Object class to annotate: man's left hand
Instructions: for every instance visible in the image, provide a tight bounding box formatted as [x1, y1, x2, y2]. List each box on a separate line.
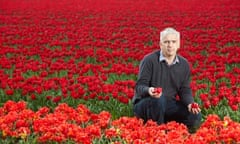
[188, 102, 201, 114]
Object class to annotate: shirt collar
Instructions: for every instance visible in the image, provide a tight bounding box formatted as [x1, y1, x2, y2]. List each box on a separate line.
[159, 50, 179, 65]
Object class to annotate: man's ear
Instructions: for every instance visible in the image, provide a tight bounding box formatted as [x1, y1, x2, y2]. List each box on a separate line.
[177, 41, 180, 49]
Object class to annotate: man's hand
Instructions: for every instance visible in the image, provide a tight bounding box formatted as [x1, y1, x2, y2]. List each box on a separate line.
[188, 102, 201, 114]
[148, 87, 162, 98]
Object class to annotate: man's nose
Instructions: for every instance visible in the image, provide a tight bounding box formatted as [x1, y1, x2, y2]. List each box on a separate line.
[168, 42, 173, 47]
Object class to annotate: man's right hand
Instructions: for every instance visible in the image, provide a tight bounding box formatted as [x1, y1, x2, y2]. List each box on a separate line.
[148, 87, 162, 98]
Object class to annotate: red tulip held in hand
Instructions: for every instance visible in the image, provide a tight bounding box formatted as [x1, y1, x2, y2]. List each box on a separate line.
[191, 102, 199, 109]
[153, 87, 162, 94]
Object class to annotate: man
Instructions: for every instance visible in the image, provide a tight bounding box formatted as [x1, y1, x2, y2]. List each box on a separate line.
[132, 27, 201, 132]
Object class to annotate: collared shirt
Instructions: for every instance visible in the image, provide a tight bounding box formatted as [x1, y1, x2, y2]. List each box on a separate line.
[159, 50, 179, 65]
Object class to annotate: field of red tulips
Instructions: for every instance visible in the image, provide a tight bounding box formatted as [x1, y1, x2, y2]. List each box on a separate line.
[0, 0, 240, 143]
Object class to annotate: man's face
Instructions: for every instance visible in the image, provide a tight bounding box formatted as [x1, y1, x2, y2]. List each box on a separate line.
[160, 33, 180, 57]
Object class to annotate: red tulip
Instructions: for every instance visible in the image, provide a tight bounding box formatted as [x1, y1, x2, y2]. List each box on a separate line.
[191, 102, 199, 108]
[153, 87, 162, 94]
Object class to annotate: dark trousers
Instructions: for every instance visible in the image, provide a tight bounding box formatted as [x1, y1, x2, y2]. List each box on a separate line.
[133, 95, 201, 130]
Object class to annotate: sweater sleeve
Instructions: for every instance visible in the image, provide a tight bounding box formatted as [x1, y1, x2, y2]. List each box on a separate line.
[134, 56, 152, 101]
[178, 62, 194, 106]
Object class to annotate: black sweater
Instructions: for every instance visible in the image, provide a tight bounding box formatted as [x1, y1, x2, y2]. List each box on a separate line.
[132, 50, 194, 106]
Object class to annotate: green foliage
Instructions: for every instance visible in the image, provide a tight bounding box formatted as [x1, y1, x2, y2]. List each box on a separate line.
[106, 73, 137, 84]
[62, 96, 134, 120]
[0, 134, 38, 144]
[201, 98, 240, 122]
[93, 136, 127, 144]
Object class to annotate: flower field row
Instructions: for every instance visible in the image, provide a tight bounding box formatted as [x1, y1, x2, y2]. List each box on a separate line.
[0, 0, 240, 143]
[0, 100, 240, 143]
[1, 0, 239, 110]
